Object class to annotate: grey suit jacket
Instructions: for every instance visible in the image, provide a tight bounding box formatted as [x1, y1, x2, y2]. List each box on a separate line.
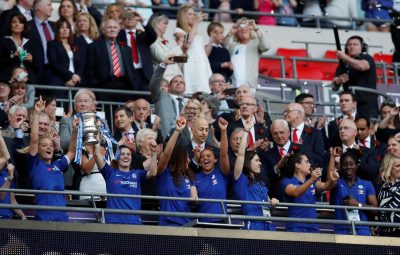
[150, 65, 179, 140]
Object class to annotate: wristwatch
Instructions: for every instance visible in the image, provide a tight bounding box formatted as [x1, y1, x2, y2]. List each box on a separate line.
[6, 175, 14, 181]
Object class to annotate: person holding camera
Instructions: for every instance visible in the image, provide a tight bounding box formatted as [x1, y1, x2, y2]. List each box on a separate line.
[224, 17, 269, 89]
[332, 35, 378, 119]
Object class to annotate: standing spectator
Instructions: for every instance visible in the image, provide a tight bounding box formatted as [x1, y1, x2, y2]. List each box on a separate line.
[329, 148, 377, 235]
[117, 0, 153, 22]
[230, 0, 255, 21]
[101, 3, 124, 27]
[47, 18, 85, 96]
[149, 13, 183, 82]
[58, 0, 78, 32]
[113, 106, 136, 152]
[74, 12, 99, 49]
[275, 0, 297, 26]
[0, 0, 33, 37]
[117, 10, 157, 91]
[388, 135, 400, 157]
[205, 22, 233, 81]
[0, 0, 16, 13]
[28, 97, 77, 221]
[224, 18, 269, 88]
[325, 0, 358, 29]
[376, 103, 400, 143]
[86, 19, 138, 101]
[280, 153, 338, 233]
[362, 0, 392, 32]
[255, 0, 278, 25]
[0, 13, 35, 83]
[152, 0, 176, 19]
[332, 35, 378, 118]
[233, 118, 279, 231]
[28, 0, 54, 86]
[175, 5, 212, 94]
[156, 116, 198, 226]
[378, 154, 400, 236]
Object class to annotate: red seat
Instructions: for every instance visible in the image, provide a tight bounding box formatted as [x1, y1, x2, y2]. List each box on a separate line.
[373, 53, 394, 84]
[288, 66, 324, 80]
[276, 48, 308, 78]
[259, 57, 284, 78]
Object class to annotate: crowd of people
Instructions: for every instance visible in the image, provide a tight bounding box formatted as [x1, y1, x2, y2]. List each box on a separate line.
[0, 0, 399, 237]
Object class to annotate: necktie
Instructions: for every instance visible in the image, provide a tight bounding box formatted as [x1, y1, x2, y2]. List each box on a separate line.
[279, 147, 284, 158]
[292, 128, 298, 144]
[110, 42, 121, 78]
[41, 22, 52, 42]
[247, 130, 254, 148]
[128, 31, 139, 64]
[177, 97, 183, 114]
[361, 139, 366, 148]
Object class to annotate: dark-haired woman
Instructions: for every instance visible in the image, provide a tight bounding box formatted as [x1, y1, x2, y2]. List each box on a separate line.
[329, 148, 377, 235]
[377, 103, 400, 143]
[233, 120, 279, 231]
[0, 13, 35, 83]
[280, 153, 338, 233]
[195, 117, 230, 223]
[47, 18, 86, 96]
[156, 116, 198, 226]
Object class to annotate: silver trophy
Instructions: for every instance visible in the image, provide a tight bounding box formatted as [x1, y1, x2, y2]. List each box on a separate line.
[82, 112, 99, 145]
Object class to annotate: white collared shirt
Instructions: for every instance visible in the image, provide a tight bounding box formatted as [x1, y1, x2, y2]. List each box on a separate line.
[342, 142, 358, 152]
[291, 122, 305, 143]
[169, 94, 186, 117]
[17, 5, 32, 21]
[241, 116, 256, 141]
[121, 127, 135, 142]
[278, 140, 291, 156]
[359, 136, 371, 148]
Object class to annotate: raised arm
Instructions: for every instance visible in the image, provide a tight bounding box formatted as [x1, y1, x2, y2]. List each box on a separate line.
[93, 139, 106, 170]
[64, 118, 78, 162]
[157, 116, 186, 174]
[379, 107, 398, 129]
[218, 117, 230, 176]
[285, 169, 321, 198]
[233, 120, 253, 180]
[0, 133, 10, 169]
[28, 97, 45, 156]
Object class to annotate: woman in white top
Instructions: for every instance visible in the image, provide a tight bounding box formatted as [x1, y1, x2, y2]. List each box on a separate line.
[149, 13, 183, 82]
[174, 5, 212, 94]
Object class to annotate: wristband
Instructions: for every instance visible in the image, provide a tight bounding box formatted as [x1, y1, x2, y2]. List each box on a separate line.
[14, 129, 23, 138]
[6, 176, 14, 181]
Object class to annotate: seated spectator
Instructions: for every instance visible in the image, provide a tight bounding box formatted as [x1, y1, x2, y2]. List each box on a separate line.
[325, 0, 358, 29]
[377, 102, 400, 143]
[196, 117, 229, 223]
[9, 81, 34, 109]
[284, 103, 324, 168]
[58, 0, 79, 32]
[0, 13, 35, 83]
[233, 118, 279, 231]
[93, 140, 158, 224]
[329, 148, 377, 235]
[275, 0, 298, 26]
[47, 18, 85, 96]
[328, 91, 358, 148]
[74, 12, 99, 49]
[149, 13, 184, 82]
[208, 73, 230, 114]
[156, 116, 198, 226]
[280, 153, 338, 233]
[175, 5, 212, 94]
[224, 18, 269, 88]
[205, 22, 233, 81]
[255, 0, 278, 25]
[378, 154, 400, 236]
[28, 97, 77, 221]
[361, 0, 392, 32]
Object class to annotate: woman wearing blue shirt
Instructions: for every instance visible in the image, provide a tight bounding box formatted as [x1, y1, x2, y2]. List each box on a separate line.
[329, 148, 377, 235]
[28, 97, 77, 221]
[93, 131, 158, 225]
[196, 117, 230, 223]
[233, 120, 279, 231]
[0, 133, 26, 220]
[280, 153, 338, 233]
[156, 116, 198, 226]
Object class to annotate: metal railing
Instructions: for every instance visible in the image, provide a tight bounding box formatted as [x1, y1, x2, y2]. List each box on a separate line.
[2, 187, 400, 235]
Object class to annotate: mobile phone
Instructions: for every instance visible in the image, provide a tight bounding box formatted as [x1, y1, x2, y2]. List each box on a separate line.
[173, 55, 188, 63]
[222, 88, 237, 95]
[55, 107, 64, 117]
[183, 34, 188, 43]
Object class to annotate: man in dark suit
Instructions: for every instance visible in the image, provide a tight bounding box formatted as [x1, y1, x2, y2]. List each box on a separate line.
[117, 10, 157, 91]
[86, 18, 138, 102]
[328, 91, 358, 148]
[130, 98, 163, 144]
[338, 119, 380, 182]
[284, 102, 325, 168]
[0, 0, 33, 37]
[27, 0, 54, 87]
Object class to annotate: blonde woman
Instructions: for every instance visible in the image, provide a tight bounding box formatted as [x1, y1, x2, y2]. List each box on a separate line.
[74, 12, 99, 48]
[378, 154, 400, 236]
[174, 5, 212, 94]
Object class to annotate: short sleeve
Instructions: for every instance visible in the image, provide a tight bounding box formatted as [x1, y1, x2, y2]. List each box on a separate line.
[365, 181, 376, 197]
[99, 163, 114, 180]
